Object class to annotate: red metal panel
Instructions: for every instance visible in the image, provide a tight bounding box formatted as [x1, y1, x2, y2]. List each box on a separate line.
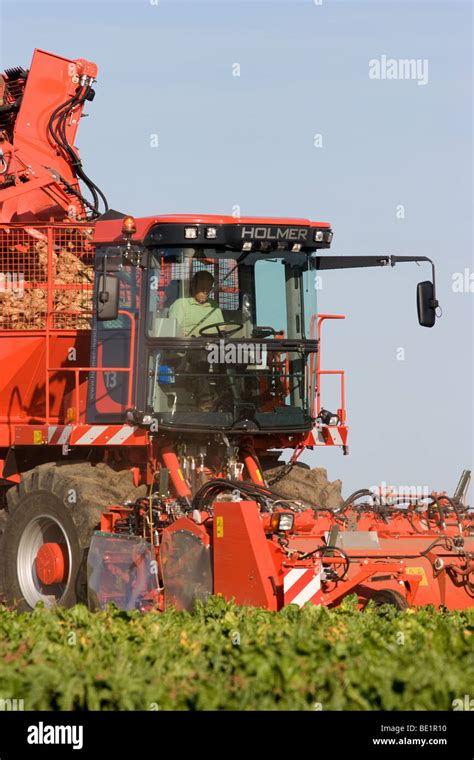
[1, 50, 98, 221]
[213, 500, 279, 610]
[0, 224, 94, 440]
[94, 215, 332, 244]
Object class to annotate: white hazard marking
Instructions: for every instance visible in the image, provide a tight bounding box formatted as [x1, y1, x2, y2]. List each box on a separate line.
[290, 574, 322, 607]
[74, 426, 109, 445]
[58, 426, 73, 445]
[283, 568, 307, 593]
[47, 426, 57, 443]
[312, 427, 344, 446]
[106, 426, 137, 445]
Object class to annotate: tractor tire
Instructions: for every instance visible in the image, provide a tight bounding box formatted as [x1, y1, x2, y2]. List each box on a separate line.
[0, 461, 144, 612]
[367, 588, 409, 611]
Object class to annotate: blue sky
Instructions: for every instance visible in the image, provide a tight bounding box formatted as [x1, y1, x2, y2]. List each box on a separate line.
[1, 0, 472, 496]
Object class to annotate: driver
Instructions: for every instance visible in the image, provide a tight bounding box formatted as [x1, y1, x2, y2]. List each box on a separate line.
[169, 270, 224, 336]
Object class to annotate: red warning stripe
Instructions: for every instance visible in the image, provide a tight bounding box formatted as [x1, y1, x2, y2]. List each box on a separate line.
[283, 564, 323, 607]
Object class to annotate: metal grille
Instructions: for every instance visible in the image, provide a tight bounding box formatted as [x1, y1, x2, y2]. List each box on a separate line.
[213, 259, 239, 311]
[0, 224, 94, 330]
[0, 67, 28, 136]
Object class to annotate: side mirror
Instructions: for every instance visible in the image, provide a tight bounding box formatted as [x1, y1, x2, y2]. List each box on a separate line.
[417, 280, 436, 328]
[97, 274, 119, 321]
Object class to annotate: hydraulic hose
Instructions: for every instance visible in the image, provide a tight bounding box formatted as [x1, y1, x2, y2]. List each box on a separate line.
[47, 85, 108, 216]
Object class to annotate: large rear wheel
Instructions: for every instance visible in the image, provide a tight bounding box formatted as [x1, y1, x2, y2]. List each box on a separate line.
[2, 493, 81, 610]
[0, 462, 143, 611]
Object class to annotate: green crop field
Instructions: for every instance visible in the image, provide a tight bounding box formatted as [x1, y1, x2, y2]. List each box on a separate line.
[0, 597, 472, 711]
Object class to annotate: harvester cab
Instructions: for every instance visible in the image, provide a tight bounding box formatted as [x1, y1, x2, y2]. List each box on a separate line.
[89, 216, 332, 434]
[88, 213, 440, 467]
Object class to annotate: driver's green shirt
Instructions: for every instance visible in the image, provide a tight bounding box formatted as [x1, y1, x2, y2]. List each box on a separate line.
[168, 297, 224, 337]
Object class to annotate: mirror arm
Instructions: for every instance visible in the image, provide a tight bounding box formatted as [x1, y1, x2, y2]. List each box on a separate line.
[99, 253, 110, 305]
[390, 255, 439, 309]
[428, 259, 439, 310]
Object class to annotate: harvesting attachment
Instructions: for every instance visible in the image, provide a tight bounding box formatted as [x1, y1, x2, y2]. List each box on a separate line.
[87, 470, 474, 613]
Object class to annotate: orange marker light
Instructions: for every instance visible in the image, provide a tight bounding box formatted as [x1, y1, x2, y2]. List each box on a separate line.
[122, 215, 136, 235]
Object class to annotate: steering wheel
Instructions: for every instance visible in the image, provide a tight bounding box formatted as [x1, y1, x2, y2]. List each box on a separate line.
[251, 326, 279, 339]
[199, 321, 244, 338]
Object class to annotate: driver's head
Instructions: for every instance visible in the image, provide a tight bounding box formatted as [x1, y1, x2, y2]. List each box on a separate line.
[190, 270, 214, 304]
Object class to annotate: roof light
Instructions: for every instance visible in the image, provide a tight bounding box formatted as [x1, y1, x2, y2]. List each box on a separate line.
[292, 243, 302, 252]
[184, 226, 198, 239]
[242, 241, 253, 251]
[326, 231, 333, 243]
[314, 230, 324, 243]
[122, 216, 136, 235]
[205, 227, 217, 239]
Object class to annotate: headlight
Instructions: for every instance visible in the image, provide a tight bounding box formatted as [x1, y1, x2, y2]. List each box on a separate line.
[318, 408, 340, 426]
[270, 512, 294, 532]
[126, 409, 154, 426]
[184, 226, 198, 239]
[314, 229, 324, 242]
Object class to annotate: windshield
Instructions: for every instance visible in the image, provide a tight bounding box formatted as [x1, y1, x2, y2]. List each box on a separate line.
[144, 247, 318, 432]
[146, 247, 317, 339]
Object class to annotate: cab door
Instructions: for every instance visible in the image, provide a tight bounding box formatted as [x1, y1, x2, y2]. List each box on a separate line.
[87, 254, 139, 423]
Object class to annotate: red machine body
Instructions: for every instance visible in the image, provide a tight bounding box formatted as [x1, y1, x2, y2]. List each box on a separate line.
[0, 48, 471, 617]
[0, 50, 98, 223]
